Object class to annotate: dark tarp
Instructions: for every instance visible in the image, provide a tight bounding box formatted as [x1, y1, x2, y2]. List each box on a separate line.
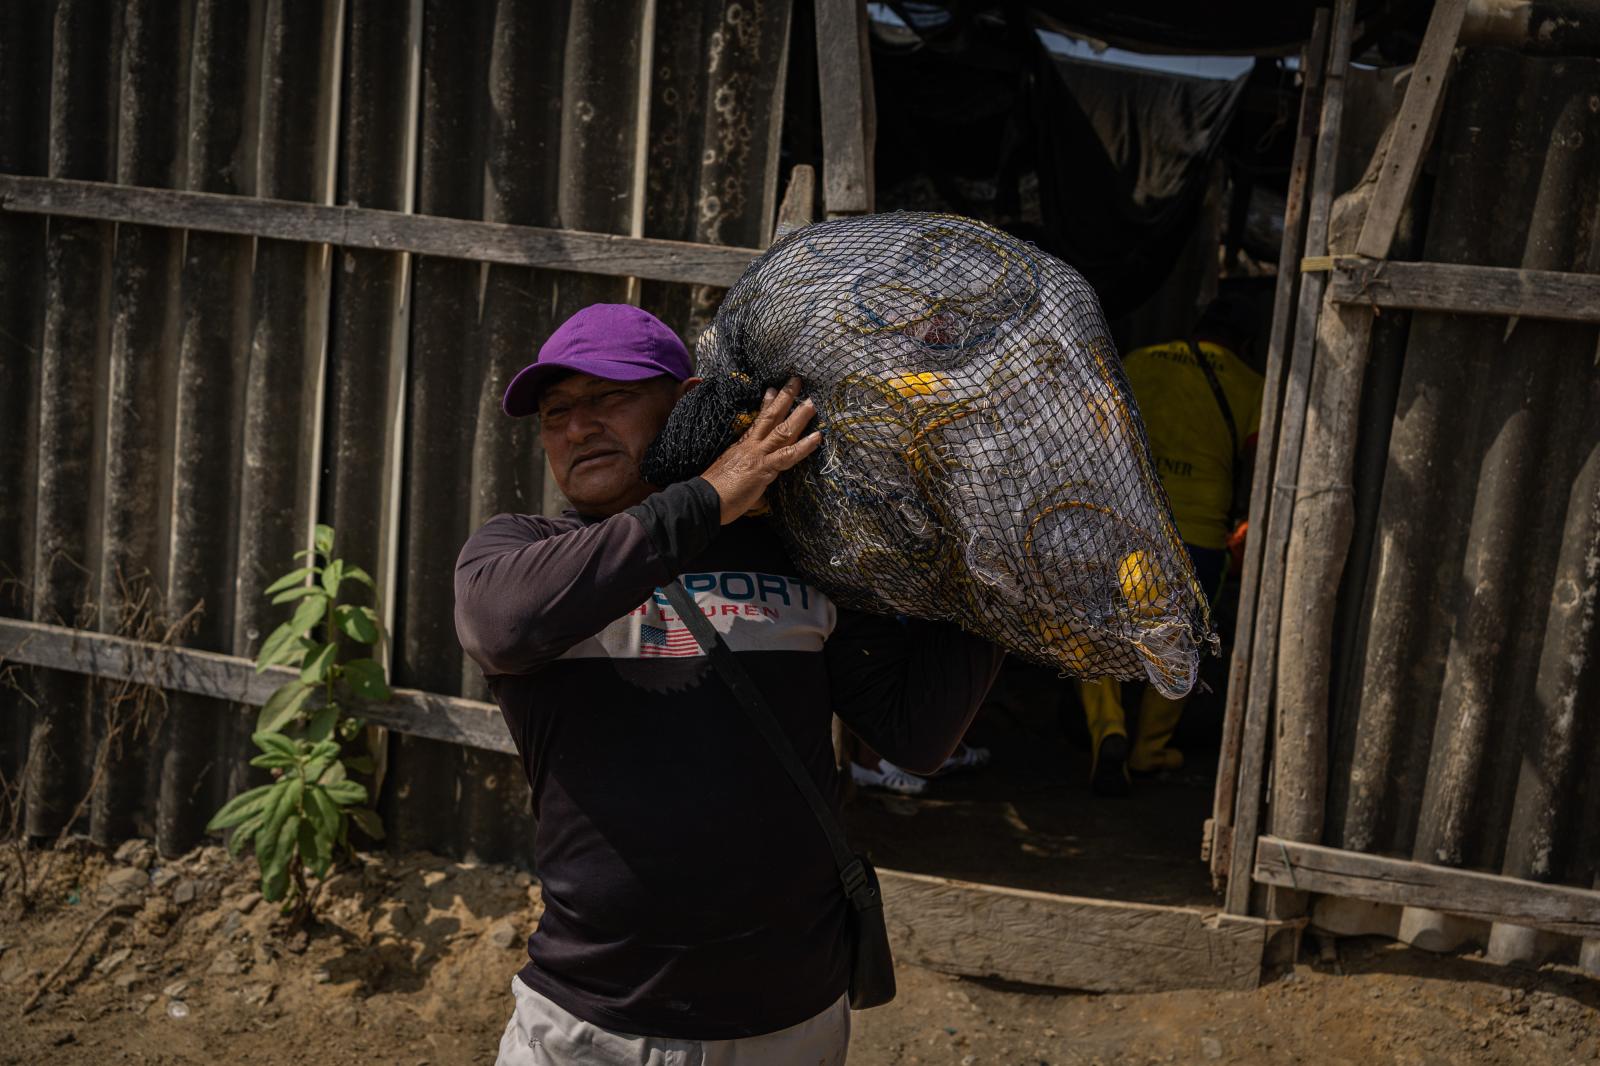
[871, 16, 1246, 316]
[884, 1, 1425, 56]
[1030, 53, 1246, 316]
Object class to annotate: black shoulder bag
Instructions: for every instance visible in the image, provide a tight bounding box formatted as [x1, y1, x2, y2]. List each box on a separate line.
[660, 581, 896, 1010]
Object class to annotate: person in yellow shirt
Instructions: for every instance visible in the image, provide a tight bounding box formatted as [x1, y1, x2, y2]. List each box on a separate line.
[1083, 297, 1263, 795]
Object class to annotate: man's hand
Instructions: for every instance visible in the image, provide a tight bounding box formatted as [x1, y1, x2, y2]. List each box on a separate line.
[700, 376, 822, 525]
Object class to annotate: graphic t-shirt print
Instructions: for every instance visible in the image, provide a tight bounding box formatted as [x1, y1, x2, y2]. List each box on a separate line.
[558, 571, 836, 661]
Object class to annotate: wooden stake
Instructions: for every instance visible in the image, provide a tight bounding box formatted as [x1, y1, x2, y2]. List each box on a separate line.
[1355, 0, 1469, 260]
[1225, 0, 1359, 917]
[1266, 0, 1469, 920]
[815, 0, 873, 216]
[1210, 7, 1332, 887]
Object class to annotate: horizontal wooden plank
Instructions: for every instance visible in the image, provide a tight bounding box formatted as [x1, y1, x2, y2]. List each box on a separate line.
[879, 868, 1271, 993]
[1253, 836, 1600, 940]
[0, 174, 760, 287]
[1328, 257, 1600, 324]
[0, 618, 514, 756]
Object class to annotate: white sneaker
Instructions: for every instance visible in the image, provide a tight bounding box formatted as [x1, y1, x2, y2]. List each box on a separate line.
[850, 759, 928, 796]
[935, 743, 992, 775]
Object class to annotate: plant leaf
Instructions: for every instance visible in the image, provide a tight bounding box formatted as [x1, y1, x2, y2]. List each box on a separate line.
[270, 585, 326, 606]
[304, 702, 339, 743]
[321, 558, 345, 597]
[247, 781, 290, 869]
[287, 594, 329, 639]
[341, 658, 390, 701]
[342, 755, 374, 775]
[207, 783, 276, 831]
[342, 566, 375, 588]
[227, 811, 266, 858]
[263, 566, 316, 596]
[348, 807, 385, 840]
[301, 642, 337, 685]
[314, 524, 335, 556]
[333, 604, 379, 644]
[253, 731, 298, 761]
[256, 777, 302, 878]
[249, 752, 295, 769]
[255, 621, 304, 672]
[305, 784, 340, 838]
[297, 816, 332, 878]
[261, 813, 300, 902]
[256, 681, 315, 734]
[322, 779, 368, 807]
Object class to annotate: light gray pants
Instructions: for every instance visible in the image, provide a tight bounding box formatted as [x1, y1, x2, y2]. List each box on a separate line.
[495, 976, 851, 1066]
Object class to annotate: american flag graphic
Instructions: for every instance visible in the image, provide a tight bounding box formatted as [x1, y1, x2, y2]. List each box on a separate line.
[639, 622, 703, 658]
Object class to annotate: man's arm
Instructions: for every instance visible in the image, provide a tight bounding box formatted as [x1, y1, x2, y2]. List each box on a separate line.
[454, 479, 721, 676]
[826, 612, 1006, 774]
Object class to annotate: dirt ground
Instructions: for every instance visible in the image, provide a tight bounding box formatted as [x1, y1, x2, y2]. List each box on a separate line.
[2, 840, 1598, 1065]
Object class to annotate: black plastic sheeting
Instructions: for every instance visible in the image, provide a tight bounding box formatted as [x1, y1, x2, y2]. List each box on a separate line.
[884, 1, 1423, 56]
[1327, 48, 1600, 895]
[1028, 54, 1246, 318]
[872, 16, 1246, 318]
[0, 0, 792, 867]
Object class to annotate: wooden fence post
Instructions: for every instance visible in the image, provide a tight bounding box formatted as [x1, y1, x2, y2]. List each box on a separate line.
[1209, 7, 1331, 886]
[1268, 0, 1467, 921]
[1225, 0, 1358, 917]
[815, 0, 873, 217]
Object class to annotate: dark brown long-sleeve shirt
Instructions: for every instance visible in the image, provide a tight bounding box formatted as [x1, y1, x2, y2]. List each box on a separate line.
[455, 477, 1004, 1039]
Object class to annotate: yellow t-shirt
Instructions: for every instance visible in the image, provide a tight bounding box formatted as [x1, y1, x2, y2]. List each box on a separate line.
[1121, 340, 1263, 550]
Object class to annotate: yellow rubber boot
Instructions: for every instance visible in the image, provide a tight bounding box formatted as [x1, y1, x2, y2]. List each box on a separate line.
[1129, 685, 1187, 773]
[1079, 678, 1131, 796]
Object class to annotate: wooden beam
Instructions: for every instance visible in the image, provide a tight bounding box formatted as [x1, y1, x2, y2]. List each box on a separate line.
[1253, 837, 1600, 940]
[1211, 6, 1332, 889]
[814, 0, 873, 216]
[1354, 0, 1468, 259]
[0, 618, 514, 756]
[1227, 0, 1358, 918]
[774, 163, 816, 240]
[880, 869, 1274, 993]
[0, 174, 760, 288]
[1328, 258, 1600, 323]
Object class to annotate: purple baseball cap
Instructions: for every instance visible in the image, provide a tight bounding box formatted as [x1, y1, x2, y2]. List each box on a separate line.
[502, 304, 693, 417]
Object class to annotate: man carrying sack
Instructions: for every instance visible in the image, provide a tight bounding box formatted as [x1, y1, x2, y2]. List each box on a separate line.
[455, 304, 1004, 1064]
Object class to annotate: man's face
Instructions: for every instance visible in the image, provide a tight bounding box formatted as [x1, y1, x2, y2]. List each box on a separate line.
[538, 373, 694, 516]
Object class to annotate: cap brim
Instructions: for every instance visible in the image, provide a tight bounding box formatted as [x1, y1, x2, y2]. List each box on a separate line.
[501, 357, 672, 417]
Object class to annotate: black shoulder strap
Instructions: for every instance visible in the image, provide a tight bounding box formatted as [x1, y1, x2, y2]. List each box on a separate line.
[660, 580, 876, 910]
[1187, 338, 1240, 460]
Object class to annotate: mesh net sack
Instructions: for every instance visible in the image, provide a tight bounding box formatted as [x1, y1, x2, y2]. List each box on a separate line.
[642, 211, 1216, 697]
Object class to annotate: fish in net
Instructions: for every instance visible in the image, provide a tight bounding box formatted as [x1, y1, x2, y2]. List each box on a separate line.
[641, 211, 1215, 697]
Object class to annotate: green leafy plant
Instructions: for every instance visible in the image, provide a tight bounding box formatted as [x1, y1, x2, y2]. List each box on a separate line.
[207, 523, 389, 918]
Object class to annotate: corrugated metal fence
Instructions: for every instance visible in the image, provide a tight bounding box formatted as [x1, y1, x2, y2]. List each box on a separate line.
[1327, 47, 1600, 920]
[0, 0, 793, 865]
[1209, 7, 1600, 963]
